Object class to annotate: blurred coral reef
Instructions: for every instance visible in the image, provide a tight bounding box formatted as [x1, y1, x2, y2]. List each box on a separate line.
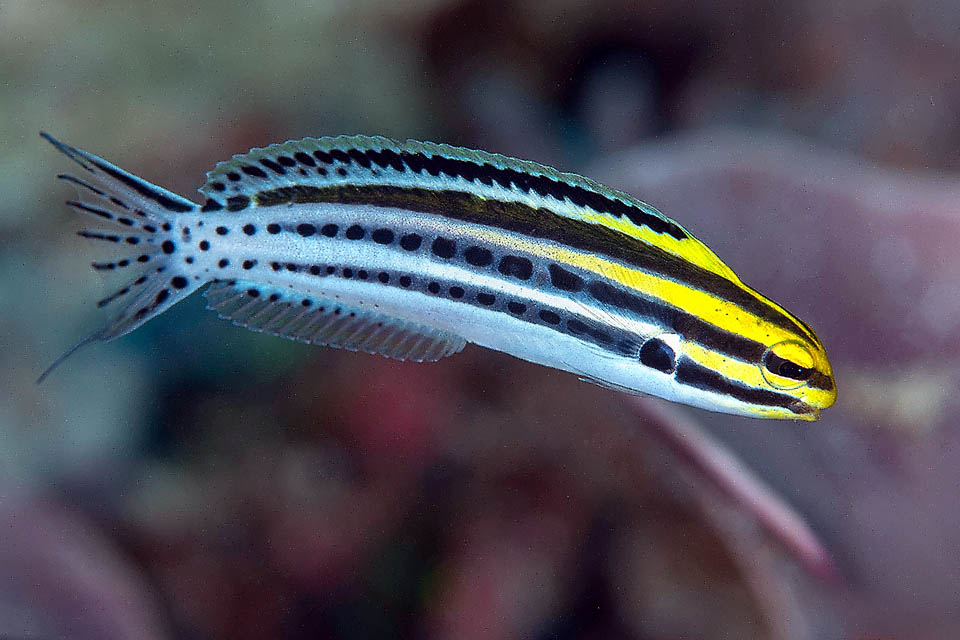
[3, 1, 960, 638]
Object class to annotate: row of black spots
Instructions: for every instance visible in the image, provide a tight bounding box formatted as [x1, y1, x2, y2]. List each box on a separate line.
[312, 146, 407, 174]
[91, 257, 135, 271]
[95, 267, 154, 307]
[243, 285, 317, 310]
[316, 145, 686, 240]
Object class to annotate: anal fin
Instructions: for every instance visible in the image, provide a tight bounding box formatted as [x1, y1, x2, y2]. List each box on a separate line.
[203, 281, 466, 362]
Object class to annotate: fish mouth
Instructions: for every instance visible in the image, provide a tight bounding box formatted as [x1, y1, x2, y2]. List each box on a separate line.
[789, 400, 820, 421]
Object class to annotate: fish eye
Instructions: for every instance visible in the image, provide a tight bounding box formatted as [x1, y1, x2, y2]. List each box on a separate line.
[761, 340, 814, 390]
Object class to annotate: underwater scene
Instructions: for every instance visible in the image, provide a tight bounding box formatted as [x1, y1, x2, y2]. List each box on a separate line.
[3, 1, 960, 638]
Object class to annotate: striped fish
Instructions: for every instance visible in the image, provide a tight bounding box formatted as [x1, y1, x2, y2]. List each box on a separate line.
[39, 132, 836, 420]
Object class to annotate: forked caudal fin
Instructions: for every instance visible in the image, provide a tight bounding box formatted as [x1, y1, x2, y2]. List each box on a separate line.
[37, 132, 202, 383]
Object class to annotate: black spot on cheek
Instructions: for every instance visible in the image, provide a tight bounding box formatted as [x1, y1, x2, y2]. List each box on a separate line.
[161, 240, 175, 254]
[639, 338, 676, 373]
[199, 240, 210, 251]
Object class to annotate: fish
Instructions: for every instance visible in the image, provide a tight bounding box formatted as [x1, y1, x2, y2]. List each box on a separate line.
[38, 132, 836, 419]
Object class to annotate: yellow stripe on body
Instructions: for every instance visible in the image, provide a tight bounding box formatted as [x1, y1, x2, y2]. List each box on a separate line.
[576, 209, 740, 283]
[472, 229, 816, 356]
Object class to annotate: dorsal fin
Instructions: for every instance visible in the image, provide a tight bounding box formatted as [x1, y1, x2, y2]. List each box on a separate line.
[199, 135, 739, 281]
[203, 280, 467, 362]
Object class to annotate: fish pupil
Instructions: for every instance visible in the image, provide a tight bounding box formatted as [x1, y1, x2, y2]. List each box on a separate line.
[764, 351, 811, 381]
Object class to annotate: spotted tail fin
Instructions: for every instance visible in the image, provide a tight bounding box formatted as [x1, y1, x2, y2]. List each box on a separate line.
[38, 132, 203, 383]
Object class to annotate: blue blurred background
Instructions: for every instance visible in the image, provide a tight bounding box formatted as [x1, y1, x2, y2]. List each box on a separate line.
[4, 1, 960, 638]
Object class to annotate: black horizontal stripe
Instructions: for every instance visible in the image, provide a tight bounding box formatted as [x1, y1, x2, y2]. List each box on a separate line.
[675, 357, 807, 414]
[807, 370, 834, 392]
[249, 184, 812, 346]
[259, 148, 686, 240]
[254, 185, 807, 335]
[274, 257, 623, 355]
[586, 280, 767, 365]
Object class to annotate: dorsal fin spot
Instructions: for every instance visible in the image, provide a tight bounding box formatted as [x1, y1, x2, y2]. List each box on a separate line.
[347, 149, 371, 169]
[294, 152, 315, 167]
[242, 165, 267, 179]
[259, 158, 285, 175]
[329, 149, 351, 164]
[277, 156, 296, 167]
[199, 135, 742, 280]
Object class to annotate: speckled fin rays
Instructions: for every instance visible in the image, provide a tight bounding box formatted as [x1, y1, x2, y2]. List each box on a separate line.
[36, 132, 204, 382]
[204, 281, 466, 361]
